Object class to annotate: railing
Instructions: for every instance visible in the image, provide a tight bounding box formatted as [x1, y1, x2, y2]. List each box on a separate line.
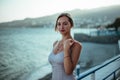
[76, 54, 120, 80]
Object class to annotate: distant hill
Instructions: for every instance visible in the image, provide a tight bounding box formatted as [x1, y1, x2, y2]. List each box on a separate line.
[0, 5, 120, 28]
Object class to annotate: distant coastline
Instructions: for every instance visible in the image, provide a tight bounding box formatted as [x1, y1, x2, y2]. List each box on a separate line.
[0, 5, 120, 29]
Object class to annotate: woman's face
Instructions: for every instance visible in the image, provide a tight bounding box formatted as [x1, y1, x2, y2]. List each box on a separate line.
[57, 16, 72, 34]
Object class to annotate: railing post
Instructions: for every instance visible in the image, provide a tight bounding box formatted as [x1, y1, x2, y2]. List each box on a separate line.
[113, 72, 116, 80]
[118, 40, 120, 51]
[90, 73, 95, 80]
[76, 65, 80, 80]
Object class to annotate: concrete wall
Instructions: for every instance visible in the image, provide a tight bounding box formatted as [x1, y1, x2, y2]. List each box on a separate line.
[79, 42, 119, 72]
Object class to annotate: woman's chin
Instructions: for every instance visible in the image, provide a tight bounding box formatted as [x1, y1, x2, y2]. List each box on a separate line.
[60, 32, 67, 35]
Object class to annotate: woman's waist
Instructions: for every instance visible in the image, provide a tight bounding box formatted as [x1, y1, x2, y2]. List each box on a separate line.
[52, 64, 64, 70]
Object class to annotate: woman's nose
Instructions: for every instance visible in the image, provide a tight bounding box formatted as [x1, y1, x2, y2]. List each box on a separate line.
[60, 24, 64, 29]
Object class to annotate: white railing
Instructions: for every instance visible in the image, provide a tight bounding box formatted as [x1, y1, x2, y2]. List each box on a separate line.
[76, 54, 120, 80]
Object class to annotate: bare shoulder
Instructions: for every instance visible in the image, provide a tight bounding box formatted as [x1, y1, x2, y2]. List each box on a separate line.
[53, 40, 58, 47]
[73, 40, 82, 49]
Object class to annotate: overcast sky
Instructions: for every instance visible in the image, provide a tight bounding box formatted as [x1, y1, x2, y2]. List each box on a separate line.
[0, 0, 120, 22]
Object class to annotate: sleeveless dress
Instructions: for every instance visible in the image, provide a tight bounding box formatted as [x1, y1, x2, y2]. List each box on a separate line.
[48, 50, 76, 80]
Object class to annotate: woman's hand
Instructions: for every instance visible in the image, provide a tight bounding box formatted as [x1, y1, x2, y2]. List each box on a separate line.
[64, 39, 74, 51]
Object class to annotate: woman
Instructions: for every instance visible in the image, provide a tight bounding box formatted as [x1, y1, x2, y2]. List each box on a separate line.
[48, 13, 82, 80]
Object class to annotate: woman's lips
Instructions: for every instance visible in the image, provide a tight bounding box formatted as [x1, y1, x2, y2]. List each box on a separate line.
[60, 30, 65, 32]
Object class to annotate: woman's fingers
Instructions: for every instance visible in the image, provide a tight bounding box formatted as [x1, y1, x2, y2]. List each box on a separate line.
[64, 39, 75, 49]
[69, 39, 74, 46]
[63, 39, 76, 53]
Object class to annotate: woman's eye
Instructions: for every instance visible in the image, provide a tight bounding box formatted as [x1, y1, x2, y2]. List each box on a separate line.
[64, 22, 68, 25]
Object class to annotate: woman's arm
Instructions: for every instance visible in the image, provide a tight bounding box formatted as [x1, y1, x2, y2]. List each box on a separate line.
[64, 39, 82, 75]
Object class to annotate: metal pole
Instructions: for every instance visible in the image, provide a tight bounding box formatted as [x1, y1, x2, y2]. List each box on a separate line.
[76, 65, 80, 80]
[91, 73, 95, 80]
[113, 72, 116, 80]
[118, 40, 120, 52]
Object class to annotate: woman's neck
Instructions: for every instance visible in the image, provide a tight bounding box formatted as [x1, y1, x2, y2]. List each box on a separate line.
[61, 34, 72, 42]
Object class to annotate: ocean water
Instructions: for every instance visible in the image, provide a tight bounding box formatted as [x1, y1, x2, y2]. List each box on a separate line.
[0, 28, 94, 80]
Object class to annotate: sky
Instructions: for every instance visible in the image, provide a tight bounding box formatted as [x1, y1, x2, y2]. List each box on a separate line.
[0, 0, 120, 23]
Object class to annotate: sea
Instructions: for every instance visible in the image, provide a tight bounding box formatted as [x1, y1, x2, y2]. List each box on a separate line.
[0, 28, 96, 80]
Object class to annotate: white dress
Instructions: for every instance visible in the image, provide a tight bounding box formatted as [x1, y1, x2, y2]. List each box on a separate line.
[48, 50, 76, 80]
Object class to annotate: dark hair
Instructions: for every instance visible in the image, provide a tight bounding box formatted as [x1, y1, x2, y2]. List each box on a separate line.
[55, 13, 74, 31]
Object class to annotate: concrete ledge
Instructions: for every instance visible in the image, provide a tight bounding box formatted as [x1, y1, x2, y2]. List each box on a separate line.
[74, 33, 120, 44]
